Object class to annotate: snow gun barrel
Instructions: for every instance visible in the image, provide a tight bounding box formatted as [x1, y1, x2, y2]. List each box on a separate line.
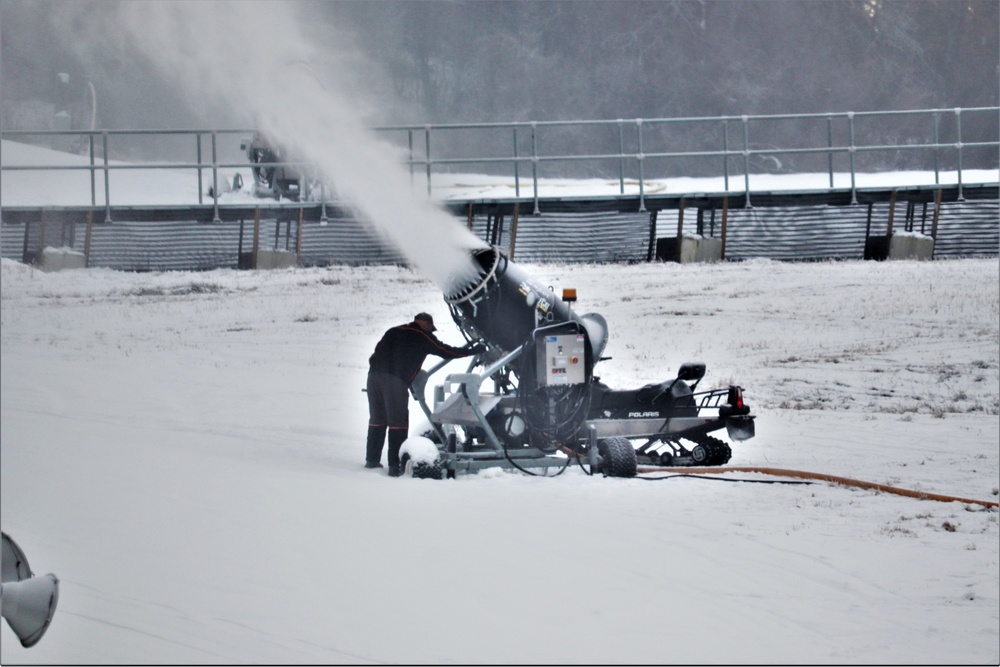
[443, 245, 608, 366]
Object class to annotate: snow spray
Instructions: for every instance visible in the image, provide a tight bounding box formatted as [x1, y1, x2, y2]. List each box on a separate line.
[108, 0, 485, 292]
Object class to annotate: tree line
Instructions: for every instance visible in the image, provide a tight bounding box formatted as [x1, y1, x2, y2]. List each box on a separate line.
[2, 0, 997, 174]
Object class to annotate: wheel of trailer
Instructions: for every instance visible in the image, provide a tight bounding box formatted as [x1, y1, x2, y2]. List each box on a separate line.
[400, 452, 445, 480]
[598, 437, 637, 478]
[412, 460, 444, 479]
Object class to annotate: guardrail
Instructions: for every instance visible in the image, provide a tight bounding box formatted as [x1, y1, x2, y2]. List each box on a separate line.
[2, 107, 997, 220]
[381, 107, 999, 211]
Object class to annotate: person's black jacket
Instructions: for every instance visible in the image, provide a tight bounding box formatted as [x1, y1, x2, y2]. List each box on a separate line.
[368, 321, 474, 384]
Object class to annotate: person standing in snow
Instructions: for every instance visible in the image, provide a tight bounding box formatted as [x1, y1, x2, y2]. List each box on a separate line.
[365, 312, 483, 476]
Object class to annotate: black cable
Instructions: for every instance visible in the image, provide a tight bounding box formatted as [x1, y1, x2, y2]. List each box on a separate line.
[636, 473, 814, 485]
[500, 437, 572, 477]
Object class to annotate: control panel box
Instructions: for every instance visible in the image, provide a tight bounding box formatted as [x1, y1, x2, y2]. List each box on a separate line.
[536, 333, 587, 386]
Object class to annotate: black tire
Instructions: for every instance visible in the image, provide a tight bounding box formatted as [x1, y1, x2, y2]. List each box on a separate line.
[401, 452, 445, 480]
[412, 460, 444, 480]
[598, 437, 637, 478]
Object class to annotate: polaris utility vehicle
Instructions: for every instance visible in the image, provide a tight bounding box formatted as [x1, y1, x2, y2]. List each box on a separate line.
[405, 246, 755, 479]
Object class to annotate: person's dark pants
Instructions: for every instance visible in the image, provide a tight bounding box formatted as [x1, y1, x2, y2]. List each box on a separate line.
[366, 371, 410, 469]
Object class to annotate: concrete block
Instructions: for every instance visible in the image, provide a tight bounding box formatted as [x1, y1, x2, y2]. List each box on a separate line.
[889, 232, 934, 260]
[679, 235, 723, 263]
[39, 246, 86, 272]
[255, 249, 298, 269]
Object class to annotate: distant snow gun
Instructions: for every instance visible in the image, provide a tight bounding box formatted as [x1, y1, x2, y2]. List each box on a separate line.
[404, 245, 755, 479]
[239, 131, 321, 201]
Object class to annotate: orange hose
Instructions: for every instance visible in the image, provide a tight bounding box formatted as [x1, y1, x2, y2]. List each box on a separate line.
[637, 466, 1000, 508]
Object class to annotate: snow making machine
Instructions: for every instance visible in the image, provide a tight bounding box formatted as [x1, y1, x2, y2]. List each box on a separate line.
[240, 131, 313, 201]
[405, 245, 756, 479]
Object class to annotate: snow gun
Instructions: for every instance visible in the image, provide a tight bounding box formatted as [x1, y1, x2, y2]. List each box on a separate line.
[404, 245, 755, 479]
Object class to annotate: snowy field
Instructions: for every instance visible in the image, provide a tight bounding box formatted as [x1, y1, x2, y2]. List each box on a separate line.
[2, 251, 998, 665]
[2, 1, 998, 661]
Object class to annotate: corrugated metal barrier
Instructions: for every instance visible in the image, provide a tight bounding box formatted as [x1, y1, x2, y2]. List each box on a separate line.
[1, 186, 996, 270]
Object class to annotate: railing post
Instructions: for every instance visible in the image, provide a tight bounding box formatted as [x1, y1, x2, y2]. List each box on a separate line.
[722, 119, 729, 191]
[531, 122, 539, 215]
[211, 130, 221, 223]
[826, 115, 834, 188]
[618, 120, 625, 195]
[513, 126, 520, 198]
[741, 116, 752, 208]
[933, 112, 941, 185]
[425, 125, 432, 197]
[102, 131, 112, 222]
[407, 130, 414, 187]
[197, 133, 203, 205]
[954, 108, 964, 201]
[848, 112, 857, 205]
[89, 133, 96, 206]
[636, 119, 645, 213]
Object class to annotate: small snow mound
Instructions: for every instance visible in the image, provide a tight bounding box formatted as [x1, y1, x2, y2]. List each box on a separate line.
[893, 229, 933, 239]
[1, 257, 38, 275]
[399, 436, 440, 465]
[478, 467, 511, 479]
[43, 246, 85, 257]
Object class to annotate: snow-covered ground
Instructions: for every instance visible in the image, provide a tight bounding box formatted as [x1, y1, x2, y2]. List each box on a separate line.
[2, 252, 998, 665]
[2, 0, 998, 659]
[2, 141, 999, 663]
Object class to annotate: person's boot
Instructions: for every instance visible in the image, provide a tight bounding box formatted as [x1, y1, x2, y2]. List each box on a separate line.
[387, 428, 407, 476]
[365, 425, 386, 468]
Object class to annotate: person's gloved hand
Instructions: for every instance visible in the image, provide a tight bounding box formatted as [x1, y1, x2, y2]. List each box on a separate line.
[469, 343, 487, 355]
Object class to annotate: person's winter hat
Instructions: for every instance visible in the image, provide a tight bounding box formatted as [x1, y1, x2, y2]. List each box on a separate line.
[414, 312, 436, 331]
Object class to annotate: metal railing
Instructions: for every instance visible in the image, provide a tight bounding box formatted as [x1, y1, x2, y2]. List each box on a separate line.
[0, 128, 252, 223]
[2, 106, 997, 220]
[381, 107, 998, 211]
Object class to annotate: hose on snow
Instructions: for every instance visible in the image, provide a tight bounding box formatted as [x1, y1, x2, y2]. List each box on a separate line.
[636, 466, 999, 508]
